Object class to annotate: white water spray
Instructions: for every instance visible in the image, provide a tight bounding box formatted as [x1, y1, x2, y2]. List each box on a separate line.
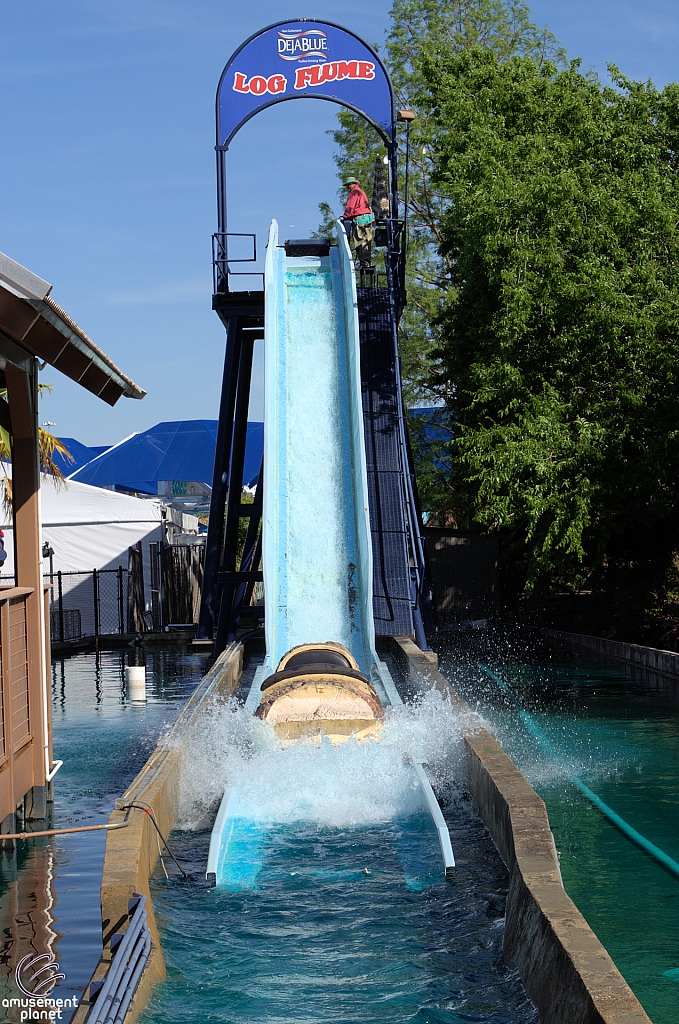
[176, 688, 482, 831]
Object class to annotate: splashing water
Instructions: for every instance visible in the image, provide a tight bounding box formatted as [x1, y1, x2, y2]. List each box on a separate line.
[439, 658, 633, 791]
[175, 687, 478, 831]
[142, 681, 536, 1024]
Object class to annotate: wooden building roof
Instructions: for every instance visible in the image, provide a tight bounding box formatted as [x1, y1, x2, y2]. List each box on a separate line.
[0, 250, 145, 405]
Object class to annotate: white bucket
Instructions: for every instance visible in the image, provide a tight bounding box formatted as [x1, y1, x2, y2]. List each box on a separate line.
[125, 666, 146, 699]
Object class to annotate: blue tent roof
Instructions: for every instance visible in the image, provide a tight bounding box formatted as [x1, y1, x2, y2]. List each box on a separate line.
[409, 406, 452, 442]
[54, 438, 110, 475]
[70, 420, 264, 493]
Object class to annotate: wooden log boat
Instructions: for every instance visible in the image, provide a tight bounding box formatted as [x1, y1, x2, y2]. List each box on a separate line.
[256, 642, 383, 743]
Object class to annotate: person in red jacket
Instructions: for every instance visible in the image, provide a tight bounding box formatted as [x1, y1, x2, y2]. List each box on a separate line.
[340, 177, 374, 268]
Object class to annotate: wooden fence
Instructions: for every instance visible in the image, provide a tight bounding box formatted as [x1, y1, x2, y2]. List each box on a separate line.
[424, 528, 499, 621]
[0, 586, 51, 826]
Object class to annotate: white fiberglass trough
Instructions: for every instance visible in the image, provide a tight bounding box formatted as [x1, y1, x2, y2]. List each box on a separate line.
[207, 222, 454, 884]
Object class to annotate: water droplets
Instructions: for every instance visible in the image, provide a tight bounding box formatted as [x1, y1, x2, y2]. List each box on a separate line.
[176, 686, 471, 831]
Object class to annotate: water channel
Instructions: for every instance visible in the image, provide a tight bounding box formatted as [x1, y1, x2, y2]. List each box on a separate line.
[2, 636, 676, 1022]
[435, 629, 679, 1024]
[140, 661, 537, 1024]
[0, 646, 212, 1017]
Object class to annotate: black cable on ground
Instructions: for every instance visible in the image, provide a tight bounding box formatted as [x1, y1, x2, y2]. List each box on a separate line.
[121, 801, 189, 878]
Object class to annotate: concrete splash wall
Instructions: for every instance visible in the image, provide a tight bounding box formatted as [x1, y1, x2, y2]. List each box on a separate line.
[72, 641, 244, 1024]
[390, 636, 651, 1024]
[546, 628, 679, 679]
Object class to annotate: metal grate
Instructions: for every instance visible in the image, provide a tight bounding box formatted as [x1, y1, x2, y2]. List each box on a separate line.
[357, 287, 413, 636]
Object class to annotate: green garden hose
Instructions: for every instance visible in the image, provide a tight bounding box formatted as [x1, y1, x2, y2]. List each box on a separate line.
[478, 662, 679, 882]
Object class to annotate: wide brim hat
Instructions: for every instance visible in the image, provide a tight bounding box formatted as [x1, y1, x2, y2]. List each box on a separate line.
[343, 177, 360, 185]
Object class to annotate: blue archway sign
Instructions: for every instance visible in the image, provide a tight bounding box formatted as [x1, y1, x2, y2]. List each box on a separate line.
[217, 19, 395, 149]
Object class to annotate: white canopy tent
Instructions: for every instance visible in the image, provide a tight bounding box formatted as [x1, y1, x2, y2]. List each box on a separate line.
[1, 475, 163, 635]
[1, 474, 162, 575]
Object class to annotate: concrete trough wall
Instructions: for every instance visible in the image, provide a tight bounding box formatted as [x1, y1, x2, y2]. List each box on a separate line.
[72, 641, 244, 1024]
[546, 628, 679, 678]
[390, 636, 651, 1024]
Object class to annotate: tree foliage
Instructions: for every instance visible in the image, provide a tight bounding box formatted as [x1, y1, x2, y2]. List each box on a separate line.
[422, 47, 679, 589]
[320, 1, 563, 519]
[323, 3, 561, 377]
[1, 384, 72, 514]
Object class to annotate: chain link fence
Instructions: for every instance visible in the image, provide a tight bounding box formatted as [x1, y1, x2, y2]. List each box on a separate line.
[48, 568, 129, 642]
[4, 541, 209, 644]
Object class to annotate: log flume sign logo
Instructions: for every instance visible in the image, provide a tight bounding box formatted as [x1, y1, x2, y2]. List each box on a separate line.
[15, 954, 65, 997]
[277, 29, 328, 61]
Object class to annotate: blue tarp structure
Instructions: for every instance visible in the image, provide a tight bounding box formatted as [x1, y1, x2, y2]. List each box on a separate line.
[69, 420, 264, 495]
[409, 407, 452, 445]
[408, 407, 453, 477]
[63, 414, 438, 497]
[54, 438, 110, 475]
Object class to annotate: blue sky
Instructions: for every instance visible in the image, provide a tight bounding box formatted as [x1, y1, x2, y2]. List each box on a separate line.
[2, 1, 678, 445]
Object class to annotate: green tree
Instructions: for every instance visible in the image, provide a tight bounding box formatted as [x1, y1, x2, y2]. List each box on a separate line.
[320, 1, 562, 413]
[422, 47, 679, 598]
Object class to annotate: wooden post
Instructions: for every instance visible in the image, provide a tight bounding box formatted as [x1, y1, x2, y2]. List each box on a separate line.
[43, 584, 53, 803]
[0, 596, 15, 831]
[117, 565, 125, 634]
[6, 361, 48, 813]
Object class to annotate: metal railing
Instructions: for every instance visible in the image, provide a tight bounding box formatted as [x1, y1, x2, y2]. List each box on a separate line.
[212, 232, 263, 293]
[357, 266, 388, 289]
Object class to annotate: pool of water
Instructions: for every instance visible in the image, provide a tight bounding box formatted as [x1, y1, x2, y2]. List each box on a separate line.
[435, 632, 679, 1024]
[140, 684, 538, 1024]
[0, 646, 212, 1016]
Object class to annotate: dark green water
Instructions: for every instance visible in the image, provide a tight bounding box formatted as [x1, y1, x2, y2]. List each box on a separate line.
[437, 643, 679, 1024]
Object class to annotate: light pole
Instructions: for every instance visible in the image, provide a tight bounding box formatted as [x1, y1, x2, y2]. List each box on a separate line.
[42, 541, 54, 607]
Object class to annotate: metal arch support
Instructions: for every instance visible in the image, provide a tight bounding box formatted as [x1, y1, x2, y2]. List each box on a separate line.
[215, 18, 396, 148]
[214, 17, 399, 245]
[218, 95, 394, 153]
